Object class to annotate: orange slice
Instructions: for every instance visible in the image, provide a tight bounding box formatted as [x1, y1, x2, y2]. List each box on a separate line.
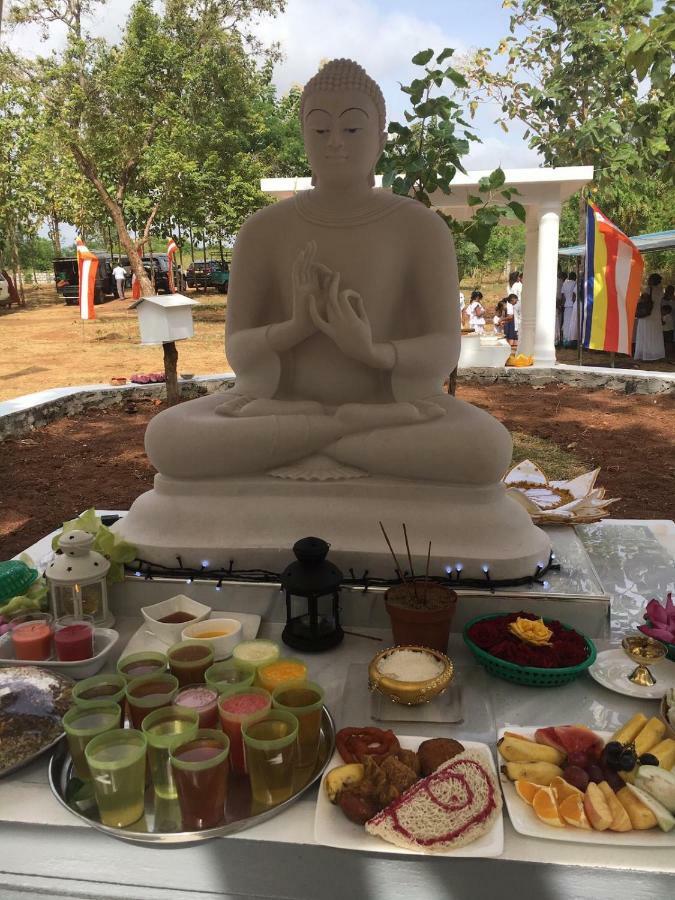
[532, 786, 566, 828]
[550, 776, 584, 804]
[559, 793, 592, 830]
[515, 780, 541, 805]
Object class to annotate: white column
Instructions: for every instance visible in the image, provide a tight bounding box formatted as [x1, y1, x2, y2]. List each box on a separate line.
[518, 206, 539, 358]
[532, 199, 561, 366]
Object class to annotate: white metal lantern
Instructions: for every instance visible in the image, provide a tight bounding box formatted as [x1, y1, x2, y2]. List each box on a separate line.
[46, 530, 113, 627]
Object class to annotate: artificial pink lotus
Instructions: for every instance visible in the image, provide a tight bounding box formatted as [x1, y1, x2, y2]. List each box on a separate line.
[639, 594, 675, 645]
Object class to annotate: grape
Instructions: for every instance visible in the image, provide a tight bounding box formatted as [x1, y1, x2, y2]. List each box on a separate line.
[601, 767, 624, 792]
[567, 751, 589, 768]
[604, 741, 623, 764]
[587, 764, 604, 784]
[619, 749, 637, 772]
[638, 753, 659, 767]
[563, 765, 589, 792]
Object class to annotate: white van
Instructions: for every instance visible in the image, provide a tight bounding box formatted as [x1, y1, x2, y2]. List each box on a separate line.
[0, 273, 10, 305]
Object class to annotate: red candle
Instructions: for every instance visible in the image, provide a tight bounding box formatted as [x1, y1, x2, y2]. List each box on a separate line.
[11, 621, 53, 661]
[54, 623, 94, 661]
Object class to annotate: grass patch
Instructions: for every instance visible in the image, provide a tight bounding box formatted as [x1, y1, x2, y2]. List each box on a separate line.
[511, 431, 589, 481]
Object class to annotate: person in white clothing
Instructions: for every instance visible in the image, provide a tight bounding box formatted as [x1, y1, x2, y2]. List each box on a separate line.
[508, 271, 522, 303]
[466, 290, 486, 334]
[112, 263, 127, 300]
[501, 292, 519, 348]
[635, 273, 665, 361]
[561, 272, 578, 345]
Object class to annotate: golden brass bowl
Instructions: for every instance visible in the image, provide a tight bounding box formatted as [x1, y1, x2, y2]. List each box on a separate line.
[622, 634, 667, 687]
[368, 645, 454, 706]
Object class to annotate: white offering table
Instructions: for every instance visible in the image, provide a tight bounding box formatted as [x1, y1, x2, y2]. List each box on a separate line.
[1, 520, 674, 900]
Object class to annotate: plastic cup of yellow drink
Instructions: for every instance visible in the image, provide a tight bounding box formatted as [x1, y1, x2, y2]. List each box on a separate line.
[272, 680, 324, 769]
[85, 729, 147, 828]
[63, 702, 122, 780]
[142, 706, 199, 800]
[256, 657, 307, 693]
[242, 710, 298, 806]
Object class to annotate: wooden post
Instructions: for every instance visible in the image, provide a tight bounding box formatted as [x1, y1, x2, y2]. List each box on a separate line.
[163, 341, 179, 406]
[177, 223, 184, 289]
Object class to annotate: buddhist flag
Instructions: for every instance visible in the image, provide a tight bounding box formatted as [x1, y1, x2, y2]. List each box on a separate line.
[75, 237, 98, 320]
[582, 202, 644, 355]
[167, 237, 178, 293]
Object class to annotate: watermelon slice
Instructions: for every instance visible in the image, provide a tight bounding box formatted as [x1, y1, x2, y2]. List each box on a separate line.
[535, 725, 603, 759]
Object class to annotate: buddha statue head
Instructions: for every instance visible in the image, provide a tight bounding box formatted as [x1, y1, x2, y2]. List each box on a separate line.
[300, 59, 387, 189]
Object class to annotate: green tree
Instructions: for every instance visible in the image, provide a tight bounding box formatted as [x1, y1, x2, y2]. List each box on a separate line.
[464, 0, 667, 241]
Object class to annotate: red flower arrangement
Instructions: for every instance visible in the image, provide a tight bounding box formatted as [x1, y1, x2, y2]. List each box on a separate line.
[467, 611, 590, 668]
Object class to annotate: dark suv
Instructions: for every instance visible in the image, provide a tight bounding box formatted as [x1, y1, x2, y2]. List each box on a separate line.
[186, 260, 229, 293]
[140, 254, 186, 293]
[53, 252, 116, 305]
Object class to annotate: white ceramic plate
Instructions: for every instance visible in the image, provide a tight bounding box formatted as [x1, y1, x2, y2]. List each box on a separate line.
[122, 611, 261, 661]
[314, 736, 503, 857]
[588, 648, 675, 700]
[498, 726, 675, 847]
[0, 629, 119, 680]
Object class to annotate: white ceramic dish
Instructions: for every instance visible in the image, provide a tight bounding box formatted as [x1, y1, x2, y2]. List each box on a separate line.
[123, 612, 261, 661]
[314, 736, 503, 857]
[0, 628, 119, 680]
[181, 617, 242, 660]
[498, 726, 675, 847]
[141, 594, 211, 645]
[588, 648, 675, 700]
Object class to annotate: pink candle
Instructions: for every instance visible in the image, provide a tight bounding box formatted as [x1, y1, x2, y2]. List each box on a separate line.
[218, 691, 271, 774]
[11, 621, 53, 660]
[54, 623, 94, 661]
[173, 685, 219, 728]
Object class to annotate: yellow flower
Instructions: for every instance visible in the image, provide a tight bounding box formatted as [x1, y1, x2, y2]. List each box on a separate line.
[509, 617, 553, 646]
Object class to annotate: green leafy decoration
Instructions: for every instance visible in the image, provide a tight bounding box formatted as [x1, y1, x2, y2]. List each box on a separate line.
[51, 509, 137, 584]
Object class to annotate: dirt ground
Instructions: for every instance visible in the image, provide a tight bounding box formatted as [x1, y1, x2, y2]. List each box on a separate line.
[1, 382, 673, 559]
[1, 284, 673, 404]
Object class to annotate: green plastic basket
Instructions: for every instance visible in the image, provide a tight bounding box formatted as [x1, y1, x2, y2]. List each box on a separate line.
[463, 613, 597, 687]
[0, 560, 38, 605]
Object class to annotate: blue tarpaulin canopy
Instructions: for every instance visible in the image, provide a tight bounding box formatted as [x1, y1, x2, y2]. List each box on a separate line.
[559, 229, 675, 256]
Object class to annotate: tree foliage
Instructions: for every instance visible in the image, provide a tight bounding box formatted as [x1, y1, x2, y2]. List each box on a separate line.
[381, 48, 526, 276]
[464, 0, 671, 240]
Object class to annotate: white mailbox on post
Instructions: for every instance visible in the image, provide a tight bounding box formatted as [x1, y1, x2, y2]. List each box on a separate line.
[130, 294, 200, 345]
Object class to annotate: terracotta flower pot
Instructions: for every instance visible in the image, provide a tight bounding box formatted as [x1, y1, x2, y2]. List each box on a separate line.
[385, 583, 457, 653]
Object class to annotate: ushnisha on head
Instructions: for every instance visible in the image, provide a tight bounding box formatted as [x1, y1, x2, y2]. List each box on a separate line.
[300, 59, 387, 189]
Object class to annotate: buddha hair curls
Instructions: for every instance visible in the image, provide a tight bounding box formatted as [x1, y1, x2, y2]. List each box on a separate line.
[300, 58, 386, 133]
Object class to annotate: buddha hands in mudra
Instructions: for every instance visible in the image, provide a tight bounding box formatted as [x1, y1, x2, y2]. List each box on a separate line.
[147, 59, 511, 484]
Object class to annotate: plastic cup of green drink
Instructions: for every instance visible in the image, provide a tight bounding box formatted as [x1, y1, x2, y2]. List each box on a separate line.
[72, 674, 126, 723]
[142, 706, 199, 800]
[85, 729, 147, 828]
[63, 703, 121, 780]
[242, 710, 298, 806]
[205, 658, 255, 692]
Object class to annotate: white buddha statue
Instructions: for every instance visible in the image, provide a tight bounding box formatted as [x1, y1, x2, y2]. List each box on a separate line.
[119, 59, 550, 579]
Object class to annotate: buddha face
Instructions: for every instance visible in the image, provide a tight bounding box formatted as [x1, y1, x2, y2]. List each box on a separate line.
[303, 89, 385, 190]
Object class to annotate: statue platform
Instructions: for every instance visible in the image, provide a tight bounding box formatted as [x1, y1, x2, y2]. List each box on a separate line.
[115, 472, 552, 581]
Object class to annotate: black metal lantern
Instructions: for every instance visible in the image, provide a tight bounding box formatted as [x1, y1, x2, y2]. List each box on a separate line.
[280, 537, 343, 652]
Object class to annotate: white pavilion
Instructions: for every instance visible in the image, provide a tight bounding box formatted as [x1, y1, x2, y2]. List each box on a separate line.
[261, 166, 594, 367]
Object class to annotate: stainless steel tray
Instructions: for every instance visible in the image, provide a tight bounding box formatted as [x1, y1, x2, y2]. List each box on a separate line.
[48, 706, 335, 845]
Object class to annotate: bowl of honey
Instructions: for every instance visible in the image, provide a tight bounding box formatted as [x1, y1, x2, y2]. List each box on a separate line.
[182, 617, 243, 660]
[141, 594, 211, 645]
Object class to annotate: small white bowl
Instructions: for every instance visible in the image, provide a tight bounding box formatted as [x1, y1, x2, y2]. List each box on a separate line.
[181, 618, 242, 660]
[141, 594, 211, 645]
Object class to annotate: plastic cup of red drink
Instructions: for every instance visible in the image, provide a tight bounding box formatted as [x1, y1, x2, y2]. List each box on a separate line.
[217, 686, 271, 775]
[54, 615, 95, 661]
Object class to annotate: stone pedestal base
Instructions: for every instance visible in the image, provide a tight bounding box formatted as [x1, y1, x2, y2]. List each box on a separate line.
[115, 474, 551, 582]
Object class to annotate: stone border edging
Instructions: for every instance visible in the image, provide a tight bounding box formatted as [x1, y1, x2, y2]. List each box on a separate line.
[0, 375, 235, 441]
[1, 364, 673, 441]
[457, 364, 675, 395]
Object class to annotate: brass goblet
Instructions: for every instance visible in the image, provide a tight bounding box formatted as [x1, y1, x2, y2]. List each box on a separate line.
[622, 634, 667, 687]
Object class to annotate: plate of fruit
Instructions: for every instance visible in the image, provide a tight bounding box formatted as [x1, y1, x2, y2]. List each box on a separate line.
[498, 715, 675, 845]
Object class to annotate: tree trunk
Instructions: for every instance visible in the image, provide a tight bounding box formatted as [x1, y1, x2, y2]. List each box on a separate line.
[163, 340, 179, 406]
[50, 207, 62, 257]
[2, 269, 21, 307]
[447, 366, 458, 396]
[68, 143, 153, 295]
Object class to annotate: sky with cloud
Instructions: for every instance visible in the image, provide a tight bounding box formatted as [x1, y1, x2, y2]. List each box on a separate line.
[5, 0, 542, 241]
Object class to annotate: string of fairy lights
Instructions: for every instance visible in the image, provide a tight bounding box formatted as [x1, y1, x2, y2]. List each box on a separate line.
[126, 552, 559, 593]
